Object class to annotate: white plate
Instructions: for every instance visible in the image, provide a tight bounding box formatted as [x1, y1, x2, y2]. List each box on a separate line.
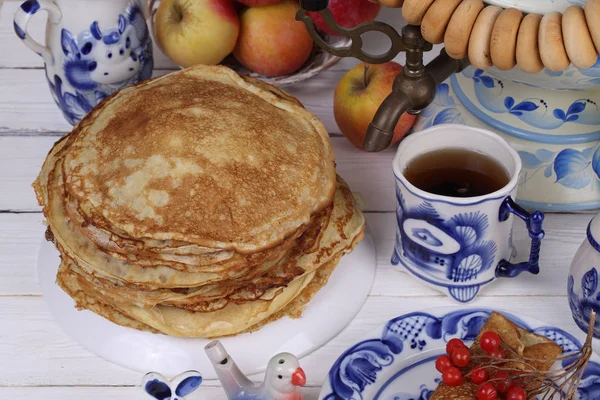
[318, 307, 600, 400]
[37, 233, 376, 379]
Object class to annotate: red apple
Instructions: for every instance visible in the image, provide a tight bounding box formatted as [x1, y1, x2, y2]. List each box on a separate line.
[234, 0, 313, 77]
[334, 62, 416, 149]
[307, 0, 381, 36]
[236, 0, 281, 6]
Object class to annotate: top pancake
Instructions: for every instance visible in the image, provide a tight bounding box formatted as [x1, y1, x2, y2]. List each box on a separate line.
[62, 65, 336, 253]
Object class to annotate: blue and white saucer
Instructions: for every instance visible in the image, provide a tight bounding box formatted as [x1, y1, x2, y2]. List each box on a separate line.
[318, 307, 600, 400]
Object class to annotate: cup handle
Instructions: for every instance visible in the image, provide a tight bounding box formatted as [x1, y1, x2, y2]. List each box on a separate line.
[496, 197, 545, 278]
[13, 0, 61, 65]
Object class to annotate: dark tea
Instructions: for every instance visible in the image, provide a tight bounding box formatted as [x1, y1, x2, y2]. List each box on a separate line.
[403, 148, 510, 197]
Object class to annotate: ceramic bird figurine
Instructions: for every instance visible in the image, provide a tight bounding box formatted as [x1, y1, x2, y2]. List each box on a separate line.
[142, 370, 202, 400]
[205, 340, 307, 400]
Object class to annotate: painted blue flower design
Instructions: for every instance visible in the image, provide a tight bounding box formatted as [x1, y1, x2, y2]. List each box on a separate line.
[322, 309, 600, 400]
[392, 190, 496, 303]
[468, 69, 600, 129]
[390, 386, 434, 400]
[418, 83, 465, 130]
[569, 269, 600, 338]
[43, 3, 153, 125]
[46, 73, 93, 125]
[518, 144, 600, 191]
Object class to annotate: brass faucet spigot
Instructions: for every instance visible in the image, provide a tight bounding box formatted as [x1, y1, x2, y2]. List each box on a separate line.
[296, 1, 470, 152]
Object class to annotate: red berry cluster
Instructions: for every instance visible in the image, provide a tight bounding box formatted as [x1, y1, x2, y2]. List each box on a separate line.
[434, 332, 527, 400]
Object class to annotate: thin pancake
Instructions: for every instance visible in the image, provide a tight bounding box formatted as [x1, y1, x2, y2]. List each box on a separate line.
[57, 252, 343, 337]
[62, 65, 336, 253]
[58, 258, 316, 338]
[58, 177, 364, 311]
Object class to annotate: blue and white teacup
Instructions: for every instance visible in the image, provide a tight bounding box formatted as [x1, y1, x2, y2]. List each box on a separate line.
[391, 124, 545, 303]
[13, 0, 153, 125]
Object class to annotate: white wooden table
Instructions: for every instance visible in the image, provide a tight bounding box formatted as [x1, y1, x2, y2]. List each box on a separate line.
[0, 2, 594, 399]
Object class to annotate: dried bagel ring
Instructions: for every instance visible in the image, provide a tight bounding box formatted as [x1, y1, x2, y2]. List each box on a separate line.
[490, 8, 523, 70]
[516, 14, 544, 73]
[539, 12, 571, 72]
[468, 5, 503, 69]
[445, 0, 485, 59]
[563, 6, 597, 69]
[584, 0, 600, 53]
[402, 0, 435, 25]
[421, 0, 463, 44]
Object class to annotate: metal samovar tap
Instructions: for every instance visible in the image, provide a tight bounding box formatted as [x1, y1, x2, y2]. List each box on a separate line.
[296, 2, 470, 152]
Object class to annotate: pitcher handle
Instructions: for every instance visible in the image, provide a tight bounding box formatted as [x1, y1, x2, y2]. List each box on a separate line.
[13, 0, 61, 65]
[496, 197, 545, 278]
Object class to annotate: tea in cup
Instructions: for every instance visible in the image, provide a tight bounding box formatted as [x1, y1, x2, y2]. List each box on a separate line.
[392, 124, 545, 303]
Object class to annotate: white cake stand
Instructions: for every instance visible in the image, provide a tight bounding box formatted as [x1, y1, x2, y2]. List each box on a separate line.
[37, 232, 376, 379]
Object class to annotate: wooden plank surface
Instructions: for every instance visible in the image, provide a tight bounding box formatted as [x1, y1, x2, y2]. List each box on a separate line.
[0, 2, 595, 398]
[0, 296, 585, 387]
[0, 68, 345, 134]
[0, 387, 322, 400]
[0, 212, 590, 297]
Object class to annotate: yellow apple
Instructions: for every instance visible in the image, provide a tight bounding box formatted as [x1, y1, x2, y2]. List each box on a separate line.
[155, 0, 239, 67]
[334, 62, 417, 149]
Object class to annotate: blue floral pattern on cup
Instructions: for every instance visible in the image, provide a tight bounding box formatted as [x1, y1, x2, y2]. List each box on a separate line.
[321, 308, 600, 400]
[391, 188, 497, 303]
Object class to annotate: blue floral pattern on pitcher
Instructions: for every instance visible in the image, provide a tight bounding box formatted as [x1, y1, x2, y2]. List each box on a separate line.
[322, 309, 600, 400]
[48, 3, 151, 124]
[569, 269, 600, 338]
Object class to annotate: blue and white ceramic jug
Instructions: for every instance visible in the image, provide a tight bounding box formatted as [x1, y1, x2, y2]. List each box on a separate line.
[568, 213, 600, 338]
[13, 0, 153, 125]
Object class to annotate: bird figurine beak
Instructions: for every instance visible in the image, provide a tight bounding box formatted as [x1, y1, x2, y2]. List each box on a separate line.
[291, 367, 306, 387]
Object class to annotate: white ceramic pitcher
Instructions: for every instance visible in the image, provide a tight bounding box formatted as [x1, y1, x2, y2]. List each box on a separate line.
[568, 213, 600, 339]
[14, 0, 153, 125]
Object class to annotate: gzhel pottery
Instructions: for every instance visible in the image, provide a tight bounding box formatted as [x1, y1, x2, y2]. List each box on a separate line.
[415, 0, 600, 212]
[392, 124, 545, 303]
[568, 213, 600, 338]
[142, 371, 202, 400]
[13, 0, 153, 125]
[414, 73, 600, 212]
[318, 308, 600, 400]
[205, 340, 306, 400]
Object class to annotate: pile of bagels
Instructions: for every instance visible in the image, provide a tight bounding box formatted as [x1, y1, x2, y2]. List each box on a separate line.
[370, 0, 600, 73]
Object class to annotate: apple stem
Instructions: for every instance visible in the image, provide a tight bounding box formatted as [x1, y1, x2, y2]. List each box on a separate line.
[173, 4, 184, 23]
[363, 64, 369, 89]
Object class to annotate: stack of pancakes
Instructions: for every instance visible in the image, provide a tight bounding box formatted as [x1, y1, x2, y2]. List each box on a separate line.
[33, 65, 365, 338]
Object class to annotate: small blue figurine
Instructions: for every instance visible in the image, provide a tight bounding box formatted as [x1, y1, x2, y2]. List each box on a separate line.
[142, 370, 203, 400]
[205, 340, 306, 400]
